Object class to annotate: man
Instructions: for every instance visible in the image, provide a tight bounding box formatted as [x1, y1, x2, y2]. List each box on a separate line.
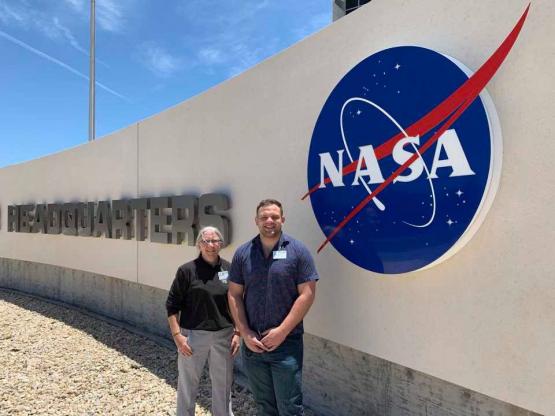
[228, 199, 319, 416]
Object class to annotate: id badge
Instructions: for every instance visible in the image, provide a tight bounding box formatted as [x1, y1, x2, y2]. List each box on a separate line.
[218, 271, 229, 283]
[273, 250, 287, 260]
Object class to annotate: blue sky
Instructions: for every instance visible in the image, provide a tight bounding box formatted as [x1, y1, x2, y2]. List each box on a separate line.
[0, 0, 330, 168]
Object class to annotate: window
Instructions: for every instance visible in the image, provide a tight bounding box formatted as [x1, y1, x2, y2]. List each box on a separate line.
[346, 0, 371, 14]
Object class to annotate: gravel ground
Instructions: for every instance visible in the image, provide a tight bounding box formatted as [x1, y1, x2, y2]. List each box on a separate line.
[0, 289, 314, 416]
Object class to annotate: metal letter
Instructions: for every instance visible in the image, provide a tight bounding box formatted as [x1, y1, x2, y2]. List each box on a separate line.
[130, 198, 149, 241]
[149, 197, 171, 244]
[31, 204, 48, 234]
[171, 195, 197, 246]
[93, 201, 112, 238]
[62, 203, 79, 236]
[8, 205, 19, 232]
[47, 204, 62, 234]
[78, 202, 95, 236]
[111, 200, 133, 240]
[199, 194, 230, 246]
[19, 204, 35, 233]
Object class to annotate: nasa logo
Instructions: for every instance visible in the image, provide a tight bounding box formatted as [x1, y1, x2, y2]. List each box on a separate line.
[304, 8, 529, 274]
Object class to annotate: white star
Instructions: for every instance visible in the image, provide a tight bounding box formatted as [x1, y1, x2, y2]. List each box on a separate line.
[447, 219, 454, 226]
[349, 239, 355, 245]
[456, 189, 463, 197]
[356, 109, 361, 115]
[394, 63, 401, 70]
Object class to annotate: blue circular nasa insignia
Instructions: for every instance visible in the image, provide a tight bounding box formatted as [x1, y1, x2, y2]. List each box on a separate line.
[306, 46, 501, 274]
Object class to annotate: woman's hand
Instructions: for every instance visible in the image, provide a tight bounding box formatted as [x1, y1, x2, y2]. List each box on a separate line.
[174, 334, 193, 357]
[230, 334, 241, 357]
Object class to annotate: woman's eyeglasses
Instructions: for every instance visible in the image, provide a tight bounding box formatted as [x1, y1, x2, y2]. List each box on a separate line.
[201, 239, 222, 245]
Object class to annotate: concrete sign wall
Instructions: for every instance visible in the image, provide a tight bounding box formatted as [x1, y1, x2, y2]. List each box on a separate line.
[0, 1, 553, 414]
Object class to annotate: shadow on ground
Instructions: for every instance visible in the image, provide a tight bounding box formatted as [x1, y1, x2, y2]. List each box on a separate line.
[0, 288, 235, 413]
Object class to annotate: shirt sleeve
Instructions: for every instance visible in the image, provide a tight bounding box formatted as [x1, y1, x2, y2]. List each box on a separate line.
[228, 249, 245, 285]
[295, 243, 319, 285]
[165, 267, 188, 316]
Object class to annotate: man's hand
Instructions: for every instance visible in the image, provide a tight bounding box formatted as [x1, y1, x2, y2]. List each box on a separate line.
[261, 327, 287, 351]
[174, 334, 193, 357]
[230, 334, 241, 357]
[243, 330, 269, 353]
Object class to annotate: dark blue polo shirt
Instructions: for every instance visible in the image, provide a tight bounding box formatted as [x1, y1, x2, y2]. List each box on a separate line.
[229, 233, 319, 337]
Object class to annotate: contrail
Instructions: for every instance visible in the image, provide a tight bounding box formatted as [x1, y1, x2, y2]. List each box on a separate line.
[0, 29, 129, 102]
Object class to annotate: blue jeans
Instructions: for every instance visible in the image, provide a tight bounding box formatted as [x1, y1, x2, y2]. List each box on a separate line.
[242, 335, 304, 416]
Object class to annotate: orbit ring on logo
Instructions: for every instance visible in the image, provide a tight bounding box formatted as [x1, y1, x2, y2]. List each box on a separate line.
[302, 7, 529, 274]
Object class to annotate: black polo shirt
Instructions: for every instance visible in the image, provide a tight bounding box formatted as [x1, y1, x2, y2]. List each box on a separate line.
[166, 255, 233, 331]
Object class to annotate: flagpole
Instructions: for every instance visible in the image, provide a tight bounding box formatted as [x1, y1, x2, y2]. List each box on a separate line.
[88, 0, 96, 141]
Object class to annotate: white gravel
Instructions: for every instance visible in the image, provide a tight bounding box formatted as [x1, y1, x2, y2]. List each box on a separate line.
[0, 289, 270, 415]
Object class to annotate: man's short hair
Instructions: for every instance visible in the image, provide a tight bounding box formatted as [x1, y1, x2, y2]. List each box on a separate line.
[256, 199, 283, 216]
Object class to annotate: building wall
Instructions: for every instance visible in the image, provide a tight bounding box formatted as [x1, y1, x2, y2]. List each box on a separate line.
[0, 1, 553, 414]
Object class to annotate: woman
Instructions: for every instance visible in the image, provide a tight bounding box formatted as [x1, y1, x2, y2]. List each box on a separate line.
[166, 226, 240, 416]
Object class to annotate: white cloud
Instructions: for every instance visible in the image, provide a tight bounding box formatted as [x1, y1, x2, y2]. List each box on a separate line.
[175, 0, 329, 79]
[138, 42, 183, 77]
[0, 29, 128, 101]
[0, 2, 24, 24]
[175, 1, 284, 77]
[198, 48, 225, 65]
[0, 1, 85, 52]
[96, 0, 124, 32]
[178, 0, 270, 27]
[52, 16, 88, 54]
[293, 12, 330, 39]
[62, 0, 85, 12]
[61, 0, 125, 33]
[0, 1, 113, 66]
[227, 38, 279, 77]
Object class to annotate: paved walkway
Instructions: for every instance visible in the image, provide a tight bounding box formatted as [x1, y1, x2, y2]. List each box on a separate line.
[0, 289, 263, 415]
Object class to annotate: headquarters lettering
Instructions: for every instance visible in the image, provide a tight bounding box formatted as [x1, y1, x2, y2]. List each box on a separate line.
[7, 194, 230, 246]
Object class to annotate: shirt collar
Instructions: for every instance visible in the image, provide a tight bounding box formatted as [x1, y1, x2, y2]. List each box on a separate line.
[195, 253, 221, 269]
[252, 232, 290, 251]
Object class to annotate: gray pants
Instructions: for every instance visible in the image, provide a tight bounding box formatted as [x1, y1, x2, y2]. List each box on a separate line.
[177, 327, 235, 416]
